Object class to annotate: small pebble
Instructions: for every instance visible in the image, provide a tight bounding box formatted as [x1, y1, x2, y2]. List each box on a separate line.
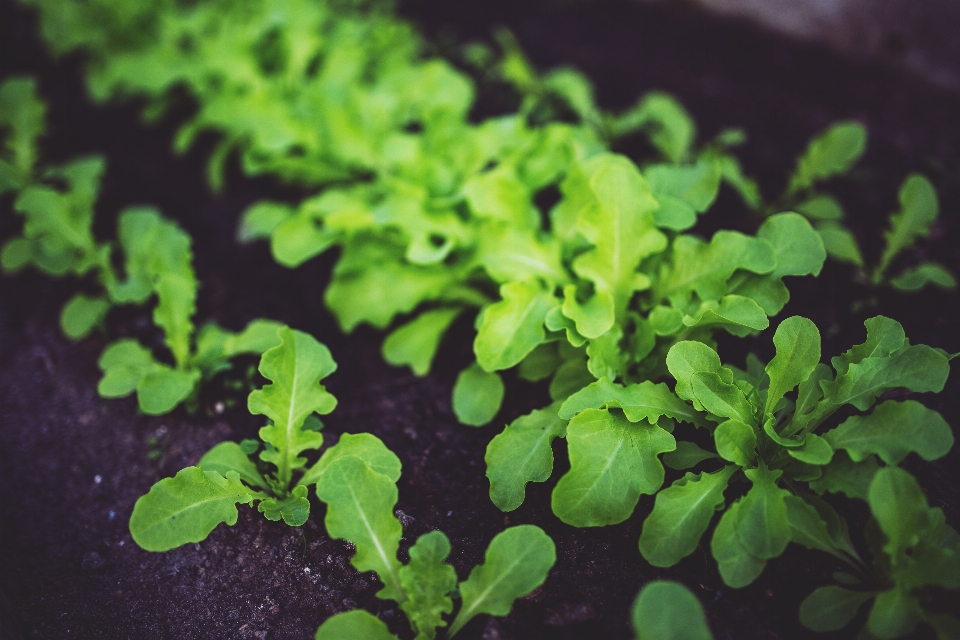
[93, 475, 102, 484]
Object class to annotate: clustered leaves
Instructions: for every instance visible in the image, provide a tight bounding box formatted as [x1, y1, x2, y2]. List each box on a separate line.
[7, 0, 958, 637]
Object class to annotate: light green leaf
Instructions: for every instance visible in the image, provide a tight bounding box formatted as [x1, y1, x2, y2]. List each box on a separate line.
[476, 224, 568, 285]
[399, 531, 457, 640]
[639, 466, 736, 567]
[485, 404, 567, 512]
[631, 580, 713, 640]
[681, 295, 769, 336]
[237, 201, 293, 243]
[315, 610, 398, 640]
[662, 442, 717, 470]
[831, 316, 905, 377]
[711, 500, 767, 587]
[474, 281, 555, 371]
[315, 456, 404, 602]
[570, 154, 666, 319]
[692, 372, 756, 423]
[796, 195, 844, 221]
[300, 432, 402, 488]
[876, 174, 939, 281]
[610, 92, 695, 162]
[737, 464, 791, 560]
[137, 366, 198, 415]
[787, 433, 834, 465]
[714, 420, 757, 467]
[787, 120, 866, 194]
[383, 307, 461, 376]
[890, 262, 956, 292]
[248, 328, 337, 486]
[764, 316, 821, 417]
[152, 272, 197, 369]
[560, 284, 615, 339]
[646, 160, 722, 231]
[785, 495, 848, 560]
[0, 77, 46, 182]
[452, 363, 504, 427]
[559, 378, 705, 426]
[799, 586, 873, 632]
[463, 166, 533, 227]
[823, 400, 952, 465]
[552, 409, 675, 527]
[816, 222, 864, 266]
[198, 441, 266, 489]
[259, 484, 310, 526]
[665, 340, 727, 408]
[97, 339, 156, 398]
[112, 207, 192, 304]
[585, 326, 627, 381]
[60, 294, 109, 340]
[448, 525, 556, 636]
[867, 588, 921, 639]
[129, 467, 255, 552]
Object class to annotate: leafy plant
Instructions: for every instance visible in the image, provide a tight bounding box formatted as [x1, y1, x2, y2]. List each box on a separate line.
[0, 76, 46, 193]
[314, 473, 556, 640]
[799, 466, 959, 638]
[129, 326, 348, 549]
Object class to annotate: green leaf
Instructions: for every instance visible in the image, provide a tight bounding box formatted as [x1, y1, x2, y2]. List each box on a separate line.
[129, 467, 255, 552]
[665, 340, 727, 409]
[867, 467, 935, 563]
[692, 372, 756, 423]
[137, 366, 198, 415]
[315, 456, 404, 602]
[97, 339, 156, 399]
[710, 500, 767, 587]
[585, 326, 627, 381]
[448, 525, 556, 636]
[714, 420, 757, 467]
[315, 610, 398, 640]
[152, 272, 197, 369]
[681, 295, 769, 336]
[112, 207, 192, 304]
[890, 262, 956, 292]
[559, 378, 705, 426]
[60, 294, 109, 340]
[259, 484, 311, 526]
[631, 581, 713, 640]
[452, 363, 504, 427]
[876, 174, 939, 281]
[867, 588, 921, 639]
[823, 400, 953, 465]
[237, 201, 293, 243]
[0, 77, 46, 183]
[248, 327, 337, 486]
[799, 586, 873, 632]
[639, 466, 736, 567]
[816, 222, 864, 267]
[399, 531, 458, 640]
[560, 284, 615, 339]
[569, 154, 666, 319]
[787, 433, 834, 465]
[730, 213, 826, 316]
[785, 495, 848, 560]
[654, 230, 776, 308]
[645, 159, 722, 231]
[796, 195, 845, 221]
[610, 91, 696, 162]
[474, 281, 555, 371]
[737, 464, 791, 560]
[517, 343, 564, 382]
[476, 221, 568, 285]
[809, 451, 880, 500]
[485, 404, 567, 512]
[787, 120, 866, 194]
[662, 442, 717, 470]
[548, 357, 594, 402]
[198, 441, 266, 489]
[552, 409, 675, 527]
[764, 316, 821, 417]
[300, 432, 402, 488]
[383, 307, 461, 376]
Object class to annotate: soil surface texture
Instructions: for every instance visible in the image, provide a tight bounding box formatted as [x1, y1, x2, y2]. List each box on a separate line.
[1, 1, 958, 639]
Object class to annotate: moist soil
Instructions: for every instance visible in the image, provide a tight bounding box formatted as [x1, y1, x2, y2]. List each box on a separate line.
[1, 1, 959, 639]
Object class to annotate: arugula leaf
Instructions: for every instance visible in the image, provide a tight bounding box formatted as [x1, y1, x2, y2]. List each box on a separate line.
[0, 76, 45, 191]
[399, 531, 458, 640]
[383, 307, 461, 376]
[59, 293, 109, 339]
[816, 222, 864, 266]
[638, 466, 736, 567]
[631, 581, 713, 640]
[662, 442, 717, 470]
[645, 159, 722, 231]
[608, 92, 696, 162]
[798, 586, 874, 632]
[710, 500, 767, 587]
[300, 432, 402, 488]
[787, 121, 866, 195]
[889, 262, 956, 292]
[315, 455, 405, 602]
[97, 339, 198, 415]
[763, 316, 821, 417]
[552, 408, 675, 527]
[448, 525, 556, 636]
[559, 378, 705, 426]
[452, 363, 504, 427]
[198, 441, 267, 489]
[737, 464, 792, 560]
[485, 403, 567, 512]
[248, 327, 338, 487]
[129, 467, 257, 552]
[874, 174, 938, 283]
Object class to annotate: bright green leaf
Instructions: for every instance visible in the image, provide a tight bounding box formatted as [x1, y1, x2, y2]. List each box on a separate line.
[399, 531, 457, 640]
[452, 363, 504, 427]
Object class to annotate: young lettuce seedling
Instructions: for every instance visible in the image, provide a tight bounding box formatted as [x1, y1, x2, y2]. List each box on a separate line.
[314, 450, 556, 639]
[130, 326, 357, 550]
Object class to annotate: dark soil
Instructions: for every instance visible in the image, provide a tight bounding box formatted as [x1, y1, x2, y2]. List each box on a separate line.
[1, 1, 958, 639]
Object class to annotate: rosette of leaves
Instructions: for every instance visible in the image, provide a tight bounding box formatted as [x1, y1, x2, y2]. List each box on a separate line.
[621, 315, 953, 603]
[799, 466, 959, 638]
[129, 326, 378, 551]
[313, 447, 556, 640]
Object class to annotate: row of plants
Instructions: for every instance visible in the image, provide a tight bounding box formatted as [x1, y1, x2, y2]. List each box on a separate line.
[3, 0, 958, 636]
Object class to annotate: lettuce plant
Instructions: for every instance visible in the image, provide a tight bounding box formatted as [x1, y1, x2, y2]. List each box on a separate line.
[314, 457, 556, 640]
[130, 326, 345, 549]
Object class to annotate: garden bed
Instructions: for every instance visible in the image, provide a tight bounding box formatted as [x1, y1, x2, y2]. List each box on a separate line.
[1, 1, 958, 638]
